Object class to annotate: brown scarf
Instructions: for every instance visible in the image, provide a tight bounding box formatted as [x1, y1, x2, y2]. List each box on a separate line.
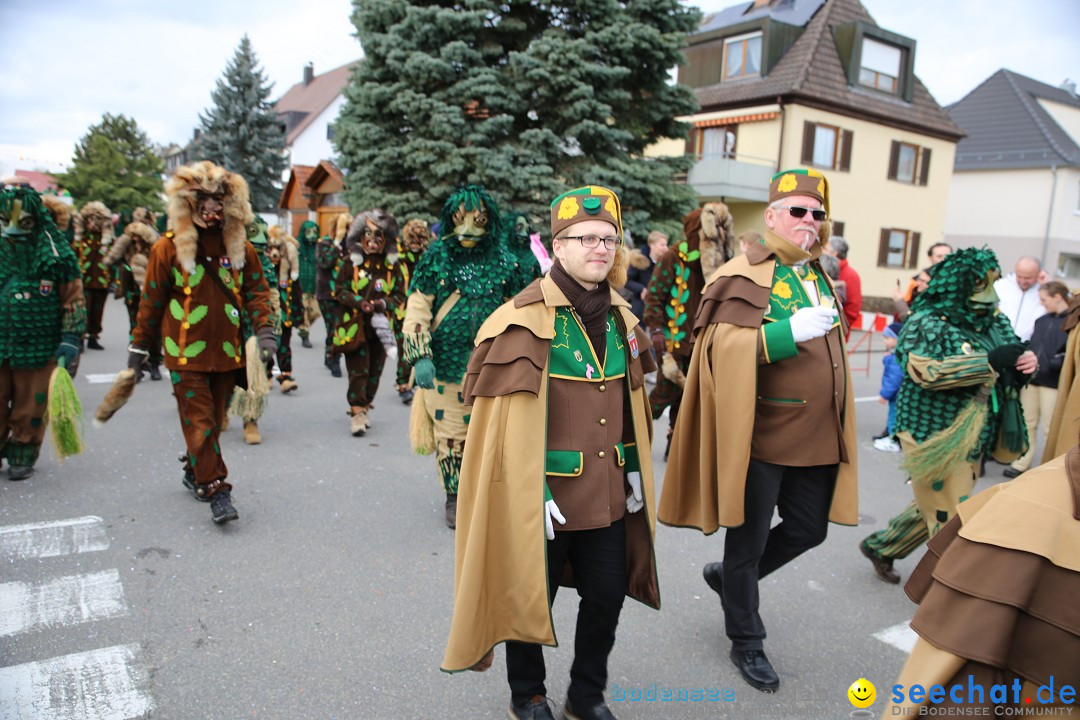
[551, 259, 611, 360]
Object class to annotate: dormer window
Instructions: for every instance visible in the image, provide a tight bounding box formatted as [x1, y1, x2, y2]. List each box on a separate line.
[859, 38, 901, 94]
[723, 31, 762, 81]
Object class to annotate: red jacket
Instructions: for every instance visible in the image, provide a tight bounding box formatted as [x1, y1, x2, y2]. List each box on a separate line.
[837, 258, 862, 333]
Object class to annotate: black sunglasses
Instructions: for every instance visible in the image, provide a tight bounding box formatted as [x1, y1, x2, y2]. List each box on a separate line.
[775, 205, 827, 222]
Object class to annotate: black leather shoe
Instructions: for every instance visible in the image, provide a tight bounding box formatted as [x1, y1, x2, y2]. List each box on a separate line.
[1002, 467, 1023, 478]
[211, 491, 239, 524]
[859, 540, 900, 584]
[730, 648, 779, 692]
[563, 698, 617, 720]
[508, 695, 555, 720]
[7, 465, 34, 481]
[86, 337, 104, 350]
[148, 364, 162, 381]
[301, 335, 313, 349]
[703, 562, 725, 608]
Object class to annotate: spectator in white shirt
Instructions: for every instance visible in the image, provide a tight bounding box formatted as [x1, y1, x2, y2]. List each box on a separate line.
[994, 256, 1047, 342]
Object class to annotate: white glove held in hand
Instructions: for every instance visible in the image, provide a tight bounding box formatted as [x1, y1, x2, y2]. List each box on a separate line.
[626, 471, 644, 514]
[788, 305, 838, 343]
[545, 498, 566, 540]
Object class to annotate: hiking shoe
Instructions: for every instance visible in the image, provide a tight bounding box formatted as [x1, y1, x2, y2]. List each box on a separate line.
[243, 421, 261, 445]
[210, 491, 238, 524]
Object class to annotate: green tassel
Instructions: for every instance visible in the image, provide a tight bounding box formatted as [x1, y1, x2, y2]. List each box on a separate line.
[47, 361, 84, 459]
[901, 396, 987, 486]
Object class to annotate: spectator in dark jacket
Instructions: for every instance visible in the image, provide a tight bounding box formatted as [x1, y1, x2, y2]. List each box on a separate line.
[1004, 281, 1071, 477]
[625, 230, 668, 319]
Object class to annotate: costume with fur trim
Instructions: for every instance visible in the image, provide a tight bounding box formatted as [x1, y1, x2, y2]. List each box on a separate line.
[394, 218, 430, 390]
[73, 200, 113, 342]
[0, 185, 86, 471]
[402, 185, 529, 500]
[316, 214, 350, 371]
[267, 225, 303, 385]
[130, 162, 272, 502]
[295, 220, 320, 341]
[332, 209, 406, 428]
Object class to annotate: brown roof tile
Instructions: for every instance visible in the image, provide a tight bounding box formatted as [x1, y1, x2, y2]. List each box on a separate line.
[276, 62, 358, 145]
[693, 0, 963, 141]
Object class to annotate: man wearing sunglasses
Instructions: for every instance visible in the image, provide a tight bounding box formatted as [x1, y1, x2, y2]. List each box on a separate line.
[660, 168, 858, 692]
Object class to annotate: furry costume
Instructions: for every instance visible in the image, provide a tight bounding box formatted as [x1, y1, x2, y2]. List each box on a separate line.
[316, 214, 351, 373]
[130, 162, 272, 501]
[644, 203, 733, 437]
[394, 218, 430, 393]
[502, 210, 542, 283]
[0, 186, 86, 475]
[332, 209, 406, 433]
[73, 200, 114, 343]
[296, 219, 320, 342]
[402, 185, 530, 511]
[267, 226, 303, 392]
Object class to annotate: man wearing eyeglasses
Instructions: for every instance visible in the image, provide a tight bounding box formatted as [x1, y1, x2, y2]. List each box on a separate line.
[443, 186, 659, 720]
[659, 168, 858, 692]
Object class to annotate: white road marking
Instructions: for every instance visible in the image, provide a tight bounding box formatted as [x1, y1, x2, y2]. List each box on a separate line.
[0, 570, 128, 638]
[855, 395, 883, 403]
[84, 373, 119, 385]
[874, 621, 918, 653]
[0, 516, 109, 562]
[0, 643, 153, 720]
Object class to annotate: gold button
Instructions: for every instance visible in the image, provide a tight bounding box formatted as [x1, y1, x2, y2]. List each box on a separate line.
[599, 418, 607, 426]
[598, 451, 606, 458]
[598, 384, 606, 392]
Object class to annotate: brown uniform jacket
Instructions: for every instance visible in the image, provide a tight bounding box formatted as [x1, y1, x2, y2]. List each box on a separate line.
[132, 229, 272, 373]
[658, 241, 858, 533]
[442, 275, 658, 672]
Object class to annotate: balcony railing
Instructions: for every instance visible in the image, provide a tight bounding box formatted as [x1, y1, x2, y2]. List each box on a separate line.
[684, 151, 776, 202]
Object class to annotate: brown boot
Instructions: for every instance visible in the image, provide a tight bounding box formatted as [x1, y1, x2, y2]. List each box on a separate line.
[350, 406, 367, 436]
[280, 375, 298, 394]
[220, 415, 230, 432]
[445, 494, 457, 529]
[859, 540, 900, 584]
[243, 421, 262, 445]
[364, 404, 373, 429]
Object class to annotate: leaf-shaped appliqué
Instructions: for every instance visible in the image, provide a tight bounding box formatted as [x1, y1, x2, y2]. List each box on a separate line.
[165, 336, 181, 357]
[224, 305, 240, 326]
[680, 289, 690, 303]
[345, 324, 359, 340]
[223, 341, 236, 358]
[218, 266, 234, 287]
[665, 305, 676, 319]
[183, 340, 207, 358]
[686, 250, 701, 262]
[172, 267, 184, 286]
[189, 264, 205, 287]
[187, 305, 209, 325]
[169, 299, 184, 320]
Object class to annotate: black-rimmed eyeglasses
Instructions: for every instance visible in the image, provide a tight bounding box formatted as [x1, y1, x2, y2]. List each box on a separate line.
[561, 235, 623, 250]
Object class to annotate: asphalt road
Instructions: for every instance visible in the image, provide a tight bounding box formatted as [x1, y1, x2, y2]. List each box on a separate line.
[0, 298, 1018, 720]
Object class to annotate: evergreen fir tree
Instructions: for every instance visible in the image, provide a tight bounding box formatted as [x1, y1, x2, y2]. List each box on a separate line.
[334, 0, 700, 236]
[58, 113, 165, 213]
[197, 35, 287, 213]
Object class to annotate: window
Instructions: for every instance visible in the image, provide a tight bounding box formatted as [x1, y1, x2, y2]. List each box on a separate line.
[723, 32, 762, 81]
[801, 121, 854, 172]
[1058, 253, 1080, 278]
[859, 38, 902, 94]
[326, 123, 335, 140]
[701, 126, 737, 159]
[877, 228, 922, 269]
[831, 220, 845, 238]
[887, 141, 932, 185]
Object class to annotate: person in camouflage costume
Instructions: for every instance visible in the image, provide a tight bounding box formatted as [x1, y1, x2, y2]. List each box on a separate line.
[316, 214, 351, 378]
[402, 185, 529, 528]
[72, 200, 113, 350]
[267, 225, 302, 395]
[393, 218, 431, 404]
[331, 209, 406, 436]
[0, 184, 86, 480]
[859, 248, 1037, 584]
[644, 203, 733, 457]
[296, 219, 321, 349]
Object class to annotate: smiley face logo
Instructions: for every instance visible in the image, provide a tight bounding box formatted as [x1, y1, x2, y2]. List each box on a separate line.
[847, 678, 876, 708]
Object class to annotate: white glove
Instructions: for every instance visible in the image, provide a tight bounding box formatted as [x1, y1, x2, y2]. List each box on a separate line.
[545, 498, 566, 540]
[625, 472, 644, 514]
[788, 305, 838, 343]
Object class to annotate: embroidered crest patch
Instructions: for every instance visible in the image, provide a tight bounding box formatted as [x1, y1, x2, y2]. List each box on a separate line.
[221, 256, 231, 269]
[627, 331, 639, 359]
[39, 279, 54, 297]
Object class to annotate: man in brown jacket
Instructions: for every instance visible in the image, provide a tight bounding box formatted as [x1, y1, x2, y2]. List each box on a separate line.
[443, 186, 659, 720]
[128, 161, 275, 524]
[659, 168, 858, 692]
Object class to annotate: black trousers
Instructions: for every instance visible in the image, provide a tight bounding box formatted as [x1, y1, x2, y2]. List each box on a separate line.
[721, 460, 837, 651]
[506, 519, 626, 708]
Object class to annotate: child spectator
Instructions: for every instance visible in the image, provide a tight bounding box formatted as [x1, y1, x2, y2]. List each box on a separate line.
[874, 322, 904, 452]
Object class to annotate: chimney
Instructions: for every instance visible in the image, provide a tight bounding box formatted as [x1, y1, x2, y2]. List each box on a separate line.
[1060, 78, 1077, 99]
[303, 62, 314, 86]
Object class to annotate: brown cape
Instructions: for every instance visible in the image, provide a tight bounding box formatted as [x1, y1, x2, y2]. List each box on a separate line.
[888, 448, 1080, 714]
[658, 242, 859, 533]
[441, 275, 659, 672]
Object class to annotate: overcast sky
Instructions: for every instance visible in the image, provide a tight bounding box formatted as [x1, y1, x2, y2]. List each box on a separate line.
[1, 0, 1077, 177]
